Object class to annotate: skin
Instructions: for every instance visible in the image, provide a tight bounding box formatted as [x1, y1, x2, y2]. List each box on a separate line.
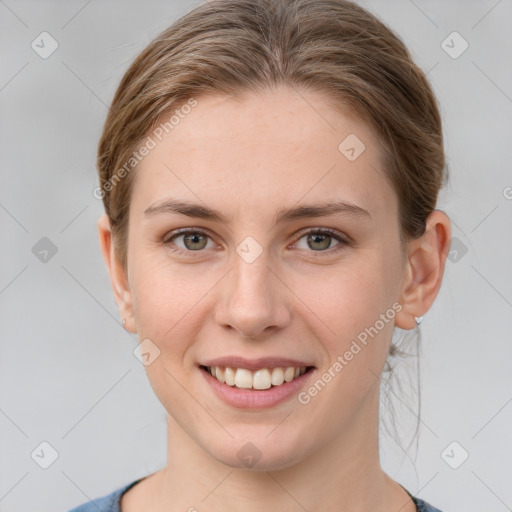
[98, 85, 451, 512]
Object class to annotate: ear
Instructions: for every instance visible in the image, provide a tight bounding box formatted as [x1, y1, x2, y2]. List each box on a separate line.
[394, 210, 451, 330]
[97, 214, 136, 333]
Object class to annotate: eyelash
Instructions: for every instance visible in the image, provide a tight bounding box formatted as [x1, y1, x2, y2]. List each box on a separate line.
[162, 227, 350, 257]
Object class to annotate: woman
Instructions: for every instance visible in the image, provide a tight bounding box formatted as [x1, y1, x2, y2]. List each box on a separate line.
[69, 0, 451, 510]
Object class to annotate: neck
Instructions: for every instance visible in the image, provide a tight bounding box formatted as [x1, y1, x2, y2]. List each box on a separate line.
[140, 384, 412, 512]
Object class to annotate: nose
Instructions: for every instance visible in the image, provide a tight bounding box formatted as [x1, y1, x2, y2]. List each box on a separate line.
[215, 250, 291, 339]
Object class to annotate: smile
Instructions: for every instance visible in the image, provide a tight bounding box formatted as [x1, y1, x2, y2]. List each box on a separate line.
[200, 365, 313, 390]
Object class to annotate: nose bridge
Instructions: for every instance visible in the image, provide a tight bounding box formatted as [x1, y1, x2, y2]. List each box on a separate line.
[216, 242, 288, 338]
[231, 231, 273, 295]
[233, 249, 271, 302]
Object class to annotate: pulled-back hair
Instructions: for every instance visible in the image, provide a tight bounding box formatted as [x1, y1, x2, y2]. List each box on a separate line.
[97, 0, 448, 453]
[98, 0, 447, 272]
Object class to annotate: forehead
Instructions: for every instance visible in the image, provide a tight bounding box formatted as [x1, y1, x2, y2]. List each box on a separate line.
[131, 85, 395, 222]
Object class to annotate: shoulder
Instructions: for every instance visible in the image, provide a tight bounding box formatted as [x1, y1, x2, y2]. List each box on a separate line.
[412, 495, 445, 512]
[400, 485, 444, 512]
[66, 479, 143, 512]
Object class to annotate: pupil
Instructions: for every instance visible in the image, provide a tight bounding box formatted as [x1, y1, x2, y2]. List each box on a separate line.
[309, 233, 330, 250]
[185, 233, 206, 250]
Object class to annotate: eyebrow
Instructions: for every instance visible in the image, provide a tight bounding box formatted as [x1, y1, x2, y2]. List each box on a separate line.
[143, 198, 372, 225]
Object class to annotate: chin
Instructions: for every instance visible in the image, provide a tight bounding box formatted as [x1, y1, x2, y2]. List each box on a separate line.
[206, 431, 308, 472]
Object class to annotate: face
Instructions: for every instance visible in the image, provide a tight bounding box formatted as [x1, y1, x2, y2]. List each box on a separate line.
[121, 85, 408, 469]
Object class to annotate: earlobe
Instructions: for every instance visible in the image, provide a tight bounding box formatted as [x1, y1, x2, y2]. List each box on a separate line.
[394, 210, 451, 330]
[97, 214, 136, 333]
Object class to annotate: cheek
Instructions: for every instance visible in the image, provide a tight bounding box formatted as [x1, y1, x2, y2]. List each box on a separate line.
[129, 258, 206, 408]
[130, 252, 220, 353]
[299, 256, 391, 341]
[130, 254, 183, 339]
[295, 262, 397, 430]
[297, 251, 398, 397]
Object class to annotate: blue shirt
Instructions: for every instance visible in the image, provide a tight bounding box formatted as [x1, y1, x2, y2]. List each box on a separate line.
[67, 478, 444, 511]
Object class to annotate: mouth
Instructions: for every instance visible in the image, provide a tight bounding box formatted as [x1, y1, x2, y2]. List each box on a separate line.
[199, 364, 315, 391]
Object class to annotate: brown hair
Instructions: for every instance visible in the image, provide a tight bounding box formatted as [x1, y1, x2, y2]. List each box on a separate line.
[98, 0, 447, 272]
[97, 0, 447, 454]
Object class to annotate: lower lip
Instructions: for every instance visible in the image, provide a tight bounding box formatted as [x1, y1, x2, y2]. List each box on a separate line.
[199, 367, 315, 409]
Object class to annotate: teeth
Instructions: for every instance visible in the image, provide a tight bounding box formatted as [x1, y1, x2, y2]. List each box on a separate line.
[215, 366, 225, 383]
[234, 368, 253, 389]
[284, 367, 295, 382]
[205, 365, 309, 389]
[224, 367, 235, 386]
[271, 367, 284, 386]
[253, 369, 272, 390]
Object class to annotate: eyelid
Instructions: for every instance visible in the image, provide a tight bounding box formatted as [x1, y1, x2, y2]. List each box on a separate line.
[292, 227, 351, 246]
[163, 226, 351, 255]
[162, 227, 213, 244]
[162, 227, 218, 250]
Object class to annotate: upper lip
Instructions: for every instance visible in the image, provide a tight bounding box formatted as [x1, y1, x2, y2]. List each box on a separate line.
[200, 356, 315, 371]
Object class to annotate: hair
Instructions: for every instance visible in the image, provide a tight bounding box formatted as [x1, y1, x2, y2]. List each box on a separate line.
[97, 0, 447, 457]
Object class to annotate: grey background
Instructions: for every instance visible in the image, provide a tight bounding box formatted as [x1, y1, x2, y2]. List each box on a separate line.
[1, 1, 511, 511]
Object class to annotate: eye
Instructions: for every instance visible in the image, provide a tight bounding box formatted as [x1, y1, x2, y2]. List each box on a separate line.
[163, 229, 215, 253]
[163, 227, 350, 256]
[293, 228, 349, 253]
